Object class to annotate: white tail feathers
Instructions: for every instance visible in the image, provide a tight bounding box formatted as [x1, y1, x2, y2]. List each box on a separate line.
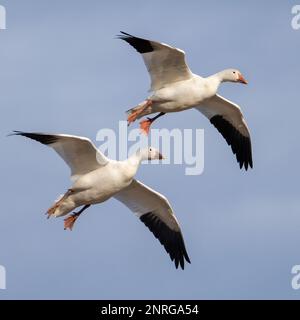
[47, 191, 76, 218]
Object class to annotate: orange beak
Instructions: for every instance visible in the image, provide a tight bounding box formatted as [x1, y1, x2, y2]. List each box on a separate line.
[238, 73, 248, 84]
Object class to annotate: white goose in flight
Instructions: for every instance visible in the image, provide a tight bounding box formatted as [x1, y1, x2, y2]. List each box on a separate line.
[119, 32, 253, 170]
[13, 131, 190, 269]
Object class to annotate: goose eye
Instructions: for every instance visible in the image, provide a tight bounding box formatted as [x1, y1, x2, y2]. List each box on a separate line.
[233, 71, 236, 74]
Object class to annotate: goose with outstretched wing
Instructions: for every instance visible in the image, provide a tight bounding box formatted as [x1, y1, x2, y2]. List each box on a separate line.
[12, 131, 190, 269]
[119, 32, 252, 170]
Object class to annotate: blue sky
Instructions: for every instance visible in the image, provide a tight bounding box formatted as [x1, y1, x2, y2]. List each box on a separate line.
[0, 0, 300, 299]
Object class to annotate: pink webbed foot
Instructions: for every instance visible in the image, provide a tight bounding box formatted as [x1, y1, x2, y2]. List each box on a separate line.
[139, 118, 153, 135]
[64, 214, 79, 231]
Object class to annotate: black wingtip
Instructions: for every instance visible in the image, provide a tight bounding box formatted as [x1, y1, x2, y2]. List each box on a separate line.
[116, 31, 133, 40]
[9, 131, 27, 137]
[7, 130, 27, 137]
[10, 131, 58, 145]
[210, 115, 253, 171]
[117, 32, 154, 54]
[239, 161, 253, 171]
[239, 155, 253, 171]
[140, 212, 190, 270]
[119, 31, 132, 37]
[183, 249, 191, 265]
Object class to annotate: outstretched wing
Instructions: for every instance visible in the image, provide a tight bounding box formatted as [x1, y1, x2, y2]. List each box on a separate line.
[13, 131, 108, 180]
[114, 179, 190, 270]
[195, 94, 253, 170]
[118, 31, 193, 91]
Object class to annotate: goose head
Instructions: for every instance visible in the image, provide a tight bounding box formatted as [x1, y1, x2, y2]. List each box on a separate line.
[220, 69, 248, 84]
[139, 147, 164, 161]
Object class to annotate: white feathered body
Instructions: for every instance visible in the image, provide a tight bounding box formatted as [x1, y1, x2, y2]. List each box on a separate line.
[140, 75, 220, 116]
[53, 160, 137, 217]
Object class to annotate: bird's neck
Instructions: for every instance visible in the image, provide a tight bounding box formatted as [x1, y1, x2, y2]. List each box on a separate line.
[125, 151, 143, 178]
[206, 72, 222, 94]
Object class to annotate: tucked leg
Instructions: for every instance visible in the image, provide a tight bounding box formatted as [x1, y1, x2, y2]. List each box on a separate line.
[47, 189, 73, 219]
[64, 204, 91, 231]
[139, 112, 166, 135]
[127, 99, 153, 126]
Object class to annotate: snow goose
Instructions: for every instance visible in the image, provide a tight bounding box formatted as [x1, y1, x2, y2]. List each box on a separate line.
[12, 131, 190, 269]
[118, 32, 253, 170]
